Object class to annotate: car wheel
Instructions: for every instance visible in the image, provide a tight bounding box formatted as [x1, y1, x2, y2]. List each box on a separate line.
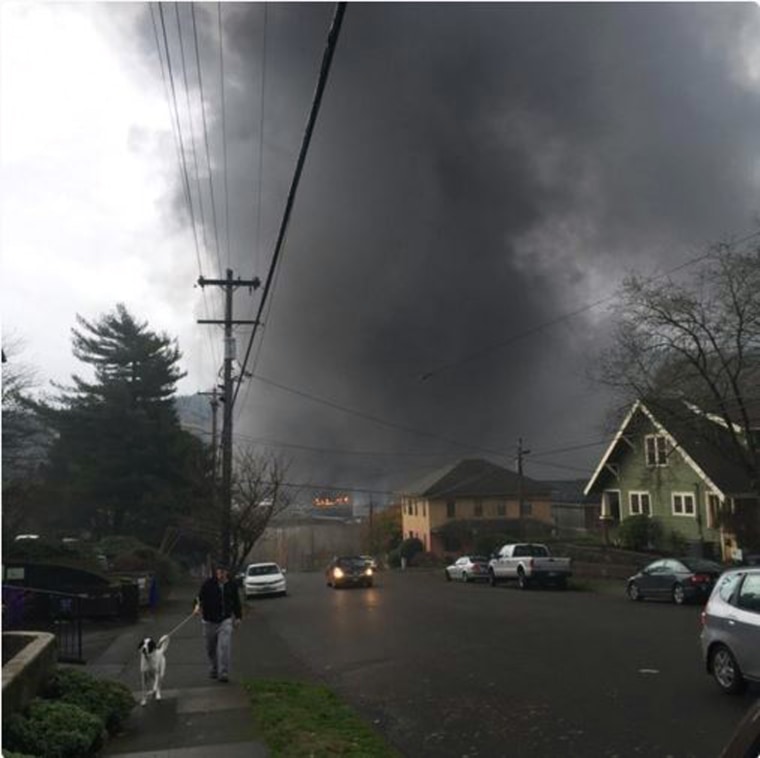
[488, 570, 497, 587]
[627, 582, 642, 601]
[517, 568, 530, 590]
[710, 644, 747, 695]
[445, 570, 451, 582]
[672, 584, 686, 605]
[556, 577, 567, 591]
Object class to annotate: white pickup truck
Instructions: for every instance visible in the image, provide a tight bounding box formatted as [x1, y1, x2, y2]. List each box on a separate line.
[488, 543, 572, 589]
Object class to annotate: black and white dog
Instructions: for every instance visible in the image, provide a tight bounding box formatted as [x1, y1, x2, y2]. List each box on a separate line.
[138, 635, 169, 706]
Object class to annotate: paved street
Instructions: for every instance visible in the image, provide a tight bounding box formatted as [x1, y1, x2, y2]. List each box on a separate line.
[244, 569, 756, 758]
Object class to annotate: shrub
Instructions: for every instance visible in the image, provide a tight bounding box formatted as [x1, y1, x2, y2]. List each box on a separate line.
[387, 547, 401, 568]
[3, 699, 104, 758]
[665, 529, 689, 555]
[43, 668, 135, 735]
[617, 515, 663, 551]
[399, 538, 424, 563]
[413, 551, 444, 568]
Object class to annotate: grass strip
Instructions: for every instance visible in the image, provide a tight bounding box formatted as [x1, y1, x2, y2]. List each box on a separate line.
[244, 679, 400, 758]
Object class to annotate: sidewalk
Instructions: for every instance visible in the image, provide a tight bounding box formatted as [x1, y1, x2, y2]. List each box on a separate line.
[79, 580, 311, 757]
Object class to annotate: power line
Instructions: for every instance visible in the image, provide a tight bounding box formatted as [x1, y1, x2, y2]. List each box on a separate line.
[233, 2, 347, 408]
[150, 2, 219, 371]
[218, 4, 231, 269]
[191, 3, 224, 280]
[419, 229, 760, 382]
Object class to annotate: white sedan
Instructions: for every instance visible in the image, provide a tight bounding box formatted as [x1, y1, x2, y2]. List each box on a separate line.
[243, 562, 287, 599]
[445, 555, 491, 582]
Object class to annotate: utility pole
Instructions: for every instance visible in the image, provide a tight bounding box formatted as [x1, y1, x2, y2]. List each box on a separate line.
[516, 438, 531, 539]
[198, 269, 260, 565]
[198, 387, 220, 519]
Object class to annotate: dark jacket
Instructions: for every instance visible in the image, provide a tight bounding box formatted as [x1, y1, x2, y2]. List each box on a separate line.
[196, 577, 242, 623]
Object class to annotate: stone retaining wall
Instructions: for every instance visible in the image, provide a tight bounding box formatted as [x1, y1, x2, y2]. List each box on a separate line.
[2, 632, 57, 715]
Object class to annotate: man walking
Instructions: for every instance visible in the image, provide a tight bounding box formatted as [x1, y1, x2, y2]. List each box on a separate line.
[193, 563, 242, 682]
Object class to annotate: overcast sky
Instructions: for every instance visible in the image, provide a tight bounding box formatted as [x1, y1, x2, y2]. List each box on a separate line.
[2, 2, 760, 502]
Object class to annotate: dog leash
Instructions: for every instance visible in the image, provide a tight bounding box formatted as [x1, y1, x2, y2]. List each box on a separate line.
[162, 612, 197, 640]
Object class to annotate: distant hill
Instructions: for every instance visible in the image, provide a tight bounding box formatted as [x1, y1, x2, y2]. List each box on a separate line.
[174, 394, 213, 440]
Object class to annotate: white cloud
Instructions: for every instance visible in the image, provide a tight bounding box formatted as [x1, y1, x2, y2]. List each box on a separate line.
[1, 2, 217, 394]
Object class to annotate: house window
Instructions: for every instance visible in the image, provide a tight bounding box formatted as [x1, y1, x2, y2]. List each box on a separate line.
[520, 502, 532, 517]
[447, 500, 456, 518]
[604, 491, 621, 523]
[413, 502, 418, 516]
[672, 492, 696, 517]
[645, 434, 668, 466]
[474, 499, 483, 517]
[422, 502, 426, 517]
[497, 502, 506, 516]
[629, 491, 651, 516]
[706, 493, 721, 529]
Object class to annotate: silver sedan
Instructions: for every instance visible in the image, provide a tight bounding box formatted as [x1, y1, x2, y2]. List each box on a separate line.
[445, 555, 490, 583]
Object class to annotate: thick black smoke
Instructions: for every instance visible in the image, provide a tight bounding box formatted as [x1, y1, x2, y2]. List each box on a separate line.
[147, 3, 760, 501]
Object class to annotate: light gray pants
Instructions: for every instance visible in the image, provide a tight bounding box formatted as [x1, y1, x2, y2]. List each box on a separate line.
[202, 618, 233, 677]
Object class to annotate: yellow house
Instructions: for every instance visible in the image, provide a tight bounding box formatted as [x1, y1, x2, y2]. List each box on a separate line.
[398, 458, 553, 556]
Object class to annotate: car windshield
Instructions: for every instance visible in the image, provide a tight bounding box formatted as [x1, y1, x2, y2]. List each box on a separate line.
[247, 565, 280, 576]
[470, 556, 488, 563]
[336, 557, 366, 569]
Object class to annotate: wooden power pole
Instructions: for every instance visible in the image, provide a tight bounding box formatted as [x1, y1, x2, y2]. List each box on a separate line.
[198, 268, 260, 565]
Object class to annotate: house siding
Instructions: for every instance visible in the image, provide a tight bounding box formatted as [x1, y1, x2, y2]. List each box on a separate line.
[401, 494, 554, 557]
[596, 413, 722, 546]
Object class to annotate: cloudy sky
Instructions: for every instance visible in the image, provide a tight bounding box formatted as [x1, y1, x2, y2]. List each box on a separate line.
[2, 2, 760, 501]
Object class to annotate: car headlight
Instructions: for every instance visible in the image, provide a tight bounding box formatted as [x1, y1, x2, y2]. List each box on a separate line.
[333, 567, 344, 579]
[365, 567, 373, 576]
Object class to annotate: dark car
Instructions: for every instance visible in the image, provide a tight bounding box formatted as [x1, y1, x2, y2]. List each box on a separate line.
[626, 557, 724, 605]
[326, 556, 374, 589]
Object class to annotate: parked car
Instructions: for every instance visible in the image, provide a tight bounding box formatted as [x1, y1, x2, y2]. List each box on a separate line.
[700, 567, 760, 694]
[445, 555, 490, 582]
[626, 557, 723, 605]
[488, 543, 572, 589]
[242, 562, 287, 599]
[326, 556, 374, 589]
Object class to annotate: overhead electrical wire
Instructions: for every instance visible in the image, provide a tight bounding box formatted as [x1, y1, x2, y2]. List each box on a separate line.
[218, 4, 231, 269]
[190, 3, 224, 281]
[419, 228, 760, 382]
[150, 2, 219, 371]
[232, 2, 347, 408]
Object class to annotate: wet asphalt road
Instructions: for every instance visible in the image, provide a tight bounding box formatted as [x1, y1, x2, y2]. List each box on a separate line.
[243, 569, 756, 758]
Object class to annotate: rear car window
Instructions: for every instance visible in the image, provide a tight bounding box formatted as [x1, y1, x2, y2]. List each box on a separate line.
[716, 572, 742, 603]
[248, 565, 279, 576]
[737, 574, 760, 613]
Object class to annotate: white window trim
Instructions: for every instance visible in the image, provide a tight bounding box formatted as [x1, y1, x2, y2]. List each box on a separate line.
[645, 434, 668, 467]
[629, 491, 651, 517]
[602, 489, 622, 520]
[672, 491, 696, 518]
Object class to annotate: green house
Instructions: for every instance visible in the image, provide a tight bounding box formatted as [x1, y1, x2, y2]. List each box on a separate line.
[584, 399, 759, 561]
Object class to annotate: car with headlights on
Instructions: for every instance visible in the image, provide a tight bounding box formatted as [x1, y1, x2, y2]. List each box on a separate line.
[626, 557, 723, 605]
[700, 567, 760, 694]
[326, 556, 374, 588]
[243, 562, 287, 599]
[445, 555, 490, 582]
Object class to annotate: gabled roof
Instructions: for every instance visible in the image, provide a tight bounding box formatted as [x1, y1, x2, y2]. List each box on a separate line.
[399, 458, 550, 499]
[584, 399, 755, 498]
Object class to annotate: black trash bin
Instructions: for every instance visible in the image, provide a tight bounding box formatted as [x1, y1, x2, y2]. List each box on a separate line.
[119, 582, 139, 622]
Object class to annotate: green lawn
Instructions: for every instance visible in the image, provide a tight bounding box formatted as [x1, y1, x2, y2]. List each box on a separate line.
[243, 679, 400, 758]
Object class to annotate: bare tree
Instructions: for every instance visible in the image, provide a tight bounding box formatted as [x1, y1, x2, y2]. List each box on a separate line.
[193, 447, 292, 573]
[595, 235, 760, 544]
[1, 333, 48, 540]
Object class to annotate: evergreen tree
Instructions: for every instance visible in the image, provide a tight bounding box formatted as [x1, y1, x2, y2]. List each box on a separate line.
[39, 304, 211, 543]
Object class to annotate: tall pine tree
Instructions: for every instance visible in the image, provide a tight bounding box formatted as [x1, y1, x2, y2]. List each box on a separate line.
[40, 304, 210, 542]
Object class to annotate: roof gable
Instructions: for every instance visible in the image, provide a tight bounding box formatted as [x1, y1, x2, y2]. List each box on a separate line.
[584, 399, 754, 498]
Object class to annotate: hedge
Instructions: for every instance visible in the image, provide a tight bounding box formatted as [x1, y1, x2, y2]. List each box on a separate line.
[3, 699, 104, 758]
